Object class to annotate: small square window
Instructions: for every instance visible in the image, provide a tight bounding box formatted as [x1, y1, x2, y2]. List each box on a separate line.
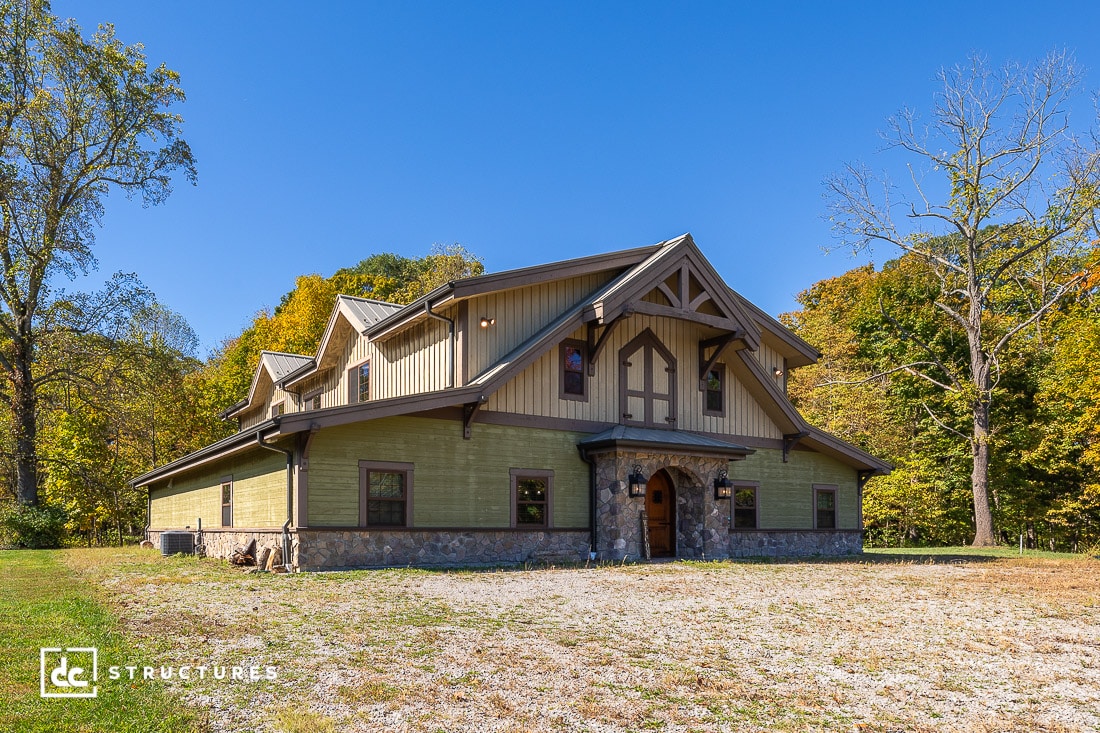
[359, 461, 413, 528]
[304, 390, 322, 411]
[270, 401, 285, 418]
[510, 469, 553, 528]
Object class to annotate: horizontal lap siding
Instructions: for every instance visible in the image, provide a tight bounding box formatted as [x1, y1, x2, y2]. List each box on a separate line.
[727, 448, 858, 529]
[149, 451, 286, 529]
[307, 417, 590, 528]
[483, 315, 782, 439]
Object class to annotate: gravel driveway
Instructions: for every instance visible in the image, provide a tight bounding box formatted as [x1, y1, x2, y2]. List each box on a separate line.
[67, 550, 1100, 732]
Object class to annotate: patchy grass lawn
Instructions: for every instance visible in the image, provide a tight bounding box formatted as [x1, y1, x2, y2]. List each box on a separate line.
[18, 547, 1100, 732]
[0, 550, 204, 733]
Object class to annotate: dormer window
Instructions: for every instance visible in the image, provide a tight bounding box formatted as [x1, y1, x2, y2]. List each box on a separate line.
[348, 360, 371, 404]
[270, 401, 285, 418]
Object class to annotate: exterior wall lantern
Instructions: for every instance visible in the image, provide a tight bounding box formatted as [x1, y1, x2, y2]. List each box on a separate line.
[628, 464, 648, 497]
[479, 317, 496, 328]
[714, 469, 733, 500]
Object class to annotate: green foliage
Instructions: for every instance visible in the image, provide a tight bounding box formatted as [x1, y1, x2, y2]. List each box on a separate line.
[197, 244, 483, 428]
[0, 501, 67, 548]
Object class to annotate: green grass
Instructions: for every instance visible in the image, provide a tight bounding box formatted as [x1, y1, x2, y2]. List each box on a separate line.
[864, 545, 1087, 561]
[0, 550, 205, 733]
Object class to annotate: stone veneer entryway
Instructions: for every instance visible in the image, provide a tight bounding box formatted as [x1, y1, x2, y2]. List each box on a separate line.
[589, 449, 731, 561]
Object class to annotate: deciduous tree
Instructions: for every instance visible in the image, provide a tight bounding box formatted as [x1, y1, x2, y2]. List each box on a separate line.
[0, 1, 195, 505]
[827, 53, 1100, 545]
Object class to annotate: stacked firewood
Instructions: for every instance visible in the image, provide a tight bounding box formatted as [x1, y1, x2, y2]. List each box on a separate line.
[229, 539, 257, 566]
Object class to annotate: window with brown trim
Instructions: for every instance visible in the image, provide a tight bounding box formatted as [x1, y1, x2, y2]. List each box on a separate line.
[270, 401, 285, 418]
[221, 477, 233, 527]
[510, 469, 553, 528]
[814, 485, 837, 529]
[304, 389, 321, 411]
[559, 340, 588, 401]
[358, 461, 412, 527]
[732, 481, 759, 529]
[704, 364, 725, 417]
[347, 360, 370, 404]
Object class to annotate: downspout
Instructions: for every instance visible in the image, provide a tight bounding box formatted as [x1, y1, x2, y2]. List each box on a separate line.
[579, 447, 597, 561]
[256, 430, 294, 572]
[424, 301, 455, 389]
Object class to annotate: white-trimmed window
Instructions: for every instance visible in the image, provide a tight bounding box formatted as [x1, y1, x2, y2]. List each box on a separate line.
[510, 469, 553, 528]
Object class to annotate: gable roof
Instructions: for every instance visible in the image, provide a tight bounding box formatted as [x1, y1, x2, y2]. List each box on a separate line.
[281, 296, 404, 388]
[222, 350, 314, 419]
[365, 245, 661, 342]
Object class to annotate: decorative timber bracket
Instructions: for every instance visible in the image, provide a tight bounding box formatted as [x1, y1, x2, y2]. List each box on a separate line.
[586, 310, 631, 377]
[782, 431, 809, 463]
[857, 470, 875, 491]
[697, 330, 744, 390]
[462, 401, 482, 440]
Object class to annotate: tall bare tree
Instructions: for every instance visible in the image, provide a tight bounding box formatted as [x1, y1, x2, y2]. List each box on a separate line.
[827, 52, 1100, 545]
[0, 1, 195, 505]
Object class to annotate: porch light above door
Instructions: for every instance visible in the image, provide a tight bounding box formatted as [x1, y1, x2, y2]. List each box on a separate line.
[714, 469, 733, 500]
[628, 465, 648, 497]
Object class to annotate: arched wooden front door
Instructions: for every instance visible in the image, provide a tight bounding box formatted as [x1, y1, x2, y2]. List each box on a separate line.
[645, 469, 676, 557]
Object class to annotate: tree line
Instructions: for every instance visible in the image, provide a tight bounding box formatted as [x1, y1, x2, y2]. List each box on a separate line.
[0, 3, 1096, 550]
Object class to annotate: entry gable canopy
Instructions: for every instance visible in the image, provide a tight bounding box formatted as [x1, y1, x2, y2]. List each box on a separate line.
[585, 234, 761, 351]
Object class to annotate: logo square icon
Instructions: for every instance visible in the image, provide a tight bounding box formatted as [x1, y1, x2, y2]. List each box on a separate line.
[40, 647, 98, 698]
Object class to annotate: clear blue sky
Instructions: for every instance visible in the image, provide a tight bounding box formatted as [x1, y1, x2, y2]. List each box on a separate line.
[53, 1, 1100, 356]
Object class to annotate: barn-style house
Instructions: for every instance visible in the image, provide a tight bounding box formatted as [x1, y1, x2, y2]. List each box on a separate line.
[134, 234, 889, 570]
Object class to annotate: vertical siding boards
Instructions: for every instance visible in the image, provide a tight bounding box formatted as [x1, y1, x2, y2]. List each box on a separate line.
[307, 416, 590, 529]
[149, 451, 287, 529]
[467, 273, 615, 379]
[727, 447, 859, 529]
[483, 314, 783, 440]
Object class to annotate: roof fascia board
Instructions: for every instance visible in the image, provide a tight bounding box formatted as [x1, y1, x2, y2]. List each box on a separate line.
[272, 385, 486, 434]
[731, 288, 819, 367]
[732, 349, 890, 472]
[132, 419, 279, 486]
[366, 245, 661, 341]
[284, 304, 355, 388]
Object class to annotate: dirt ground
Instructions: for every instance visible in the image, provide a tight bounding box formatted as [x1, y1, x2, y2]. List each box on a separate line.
[65, 549, 1100, 732]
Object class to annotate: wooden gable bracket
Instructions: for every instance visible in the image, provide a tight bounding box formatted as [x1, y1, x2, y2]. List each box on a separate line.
[782, 431, 809, 463]
[857, 470, 875, 491]
[586, 310, 630, 377]
[462, 401, 482, 440]
[697, 330, 744, 390]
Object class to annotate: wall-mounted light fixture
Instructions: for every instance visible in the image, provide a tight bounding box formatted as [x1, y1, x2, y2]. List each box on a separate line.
[479, 317, 496, 328]
[714, 469, 733, 500]
[772, 366, 784, 378]
[628, 464, 648, 497]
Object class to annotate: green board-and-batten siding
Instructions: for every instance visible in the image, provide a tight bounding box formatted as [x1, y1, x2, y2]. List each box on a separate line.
[726, 447, 859, 529]
[306, 416, 590, 528]
[149, 451, 287, 530]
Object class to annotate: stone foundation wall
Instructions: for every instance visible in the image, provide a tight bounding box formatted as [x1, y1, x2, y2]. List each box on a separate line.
[727, 530, 863, 558]
[295, 529, 592, 570]
[147, 529, 293, 566]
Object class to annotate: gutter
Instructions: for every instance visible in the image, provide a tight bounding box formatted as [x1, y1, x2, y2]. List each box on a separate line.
[255, 430, 295, 572]
[424, 301, 455, 389]
[578, 447, 598, 561]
